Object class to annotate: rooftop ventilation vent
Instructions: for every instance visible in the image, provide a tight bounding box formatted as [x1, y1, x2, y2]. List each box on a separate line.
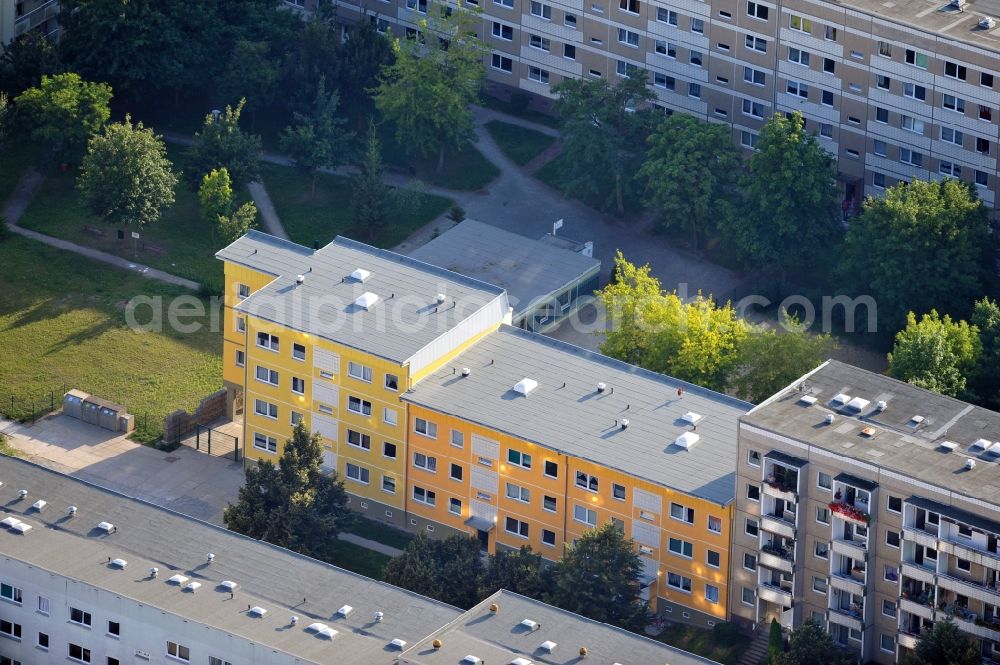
[825, 414, 835, 425]
[681, 411, 702, 425]
[620, 418, 629, 430]
[184, 582, 202, 593]
[0, 517, 21, 529]
[220, 580, 238, 592]
[540, 640, 557, 652]
[110, 558, 127, 569]
[461, 367, 471, 377]
[971, 438, 992, 451]
[831, 393, 850, 406]
[350, 268, 371, 283]
[675, 432, 700, 449]
[909, 415, 925, 426]
[597, 382, 607, 393]
[510, 659, 533, 665]
[845, 397, 870, 413]
[296, 274, 305, 285]
[167, 574, 189, 585]
[940, 441, 958, 451]
[798, 395, 817, 406]
[875, 400, 888, 412]
[860, 426, 877, 438]
[436, 293, 446, 304]
[337, 605, 353, 617]
[307, 622, 329, 633]
[463, 657, 483, 665]
[355, 292, 378, 310]
[249, 606, 267, 617]
[11, 522, 31, 535]
[31, 499, 46, 511]
[514, 378, 538, 396]
[317, 627, 337, 639]
[390, 638, 407, 649]
[982, 16, 997, 28]
[68, 505, 77, 516]
[520, 619, 539, 631]
[967, 458, 977, 470]
[17, 489, 27, 498]
[989, 442, 1000, 455]
[96, 521, 115, 534]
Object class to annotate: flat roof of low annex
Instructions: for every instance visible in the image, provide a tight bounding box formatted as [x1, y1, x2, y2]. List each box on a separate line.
[407, 220, 600, 319]
[0, 456, 461, 665]
[399, 590, 721, 665]
[403, 325, 751, 504]
[743, 359, 1000, 505]
[215, 231, 508, 364]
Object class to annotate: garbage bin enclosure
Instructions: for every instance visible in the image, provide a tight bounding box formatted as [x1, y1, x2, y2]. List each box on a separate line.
[62, 390, 88, 420]
[64, 391, 133, 433]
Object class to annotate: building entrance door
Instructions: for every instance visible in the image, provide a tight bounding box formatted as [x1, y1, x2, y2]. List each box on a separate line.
[477, 529, 490, 552]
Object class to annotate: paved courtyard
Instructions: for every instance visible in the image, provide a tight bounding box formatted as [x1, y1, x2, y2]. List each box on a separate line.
[0, 414, 243, 525]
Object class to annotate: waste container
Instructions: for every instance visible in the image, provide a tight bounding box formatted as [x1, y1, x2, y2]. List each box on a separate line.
[62, 390, 89, 420]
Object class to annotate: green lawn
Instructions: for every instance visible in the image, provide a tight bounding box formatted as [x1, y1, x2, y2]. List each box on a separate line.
[654, 623, 747, 665]
[0, 137, 36, 206]
[484, 120, 557, 167]
[15, 146, 226, 291]
[345, 517, 415, 551]
[0, 236, 222, 443]
[260, 163, 451, 249]
[330, 540, 392, 579]
[479, 96, 560, 129]
[379, 125, 500, 192]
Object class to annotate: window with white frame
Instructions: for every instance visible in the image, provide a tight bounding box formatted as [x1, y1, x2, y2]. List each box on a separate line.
[618, 28, 639, 47]
[690, 50, 703, 66]
[528, 66, 550, 84]
[492, 21, 513, 40]
[746, 1, 768, 19]
[903, 82, 926, 101]
[167, 642, 190, 662]
[574, 504, 597, 526]
[291, 376, 305, 394]
[743, 552, 757, 570]
[292, 343, 306, 360]
[237, 283, 250, 299]
[705, 584, 719, 603]
[346, 463, 370, 484]
[449, 463, 463, 481]
[413, 486, 436, 506]
[575, 471, 599, 492]
[383, 441, 397, 459]
[384, 373, 399, 391]
[788, 47, 810, 66]
[745, 34, 766, 52]
[688, 82, 701, 98]
[449, 497, 462, 514]
[0, 584, 21, 605]
[253, 432, 277, 453]
[787, 80, 809, 98]
[670, 502, 695, 523]
[653, 72, 675, 89]
[347, 361, 372, 382]
[347, 429, 371, 450]
[254, 399, 277, 419]
[530, 0, 551, 18]
[414, 418, 438, 438]
[543, 495, 557, 512]
[941, 127, 964, 146]
[873, 140, 887, 157]
[667, 572, 692, 592]
[657, 7, 678, 24]
[669, 538, 693, 558]
[900, 148, 923, 167]
[530, 33, 551, 51]
[691, 17, 704, 33]
[655, 40, 676, 57]
[70, 607, 92, 626]
[256, 332, 279, 351]
[383, 408, 398, 426]
[450, 429, 464, 448]
[37, 596, 48, 614]
[255, 365, 279, 385]
[745, 518, 759, 536]
[741, 130, 758, 149]
[940, 161, 962, 177]
[743, 66, 766, 85]
[905, 48, 928, 69]
[505, 482, 531, 503]
[0, 619, 21, 639]
[236, 316, 246, 333]
[943, 94, 966, 113]
[789, 13, 811, 32]
[708, 515, 722, 533]
[542, 529, 556, 546]
[742, 99, 765, 119]
[508, 448, 532, 469]
[413, 452, 437, 472]
[69, 644, 92, 663]
[348, 395, 372, 416]
[505, 516, 530, 538]
[901, 114, 924, 134]
[381, 475, 396, 494]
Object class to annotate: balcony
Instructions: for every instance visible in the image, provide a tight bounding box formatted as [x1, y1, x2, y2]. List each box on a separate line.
[830, 571, 866, 594]
[897, 631, 919, 649]
[901, 561, 936, 585]
[828, 607, 864, 632]
[761, 514, 796, 540]
[900, 596, 935, 621]
[903, 525, 938, 549]
[757, 581, 793, 607]
[760, 546, 794, 574]
[938, 536, 1000, 571]
[763, 475, 798, 503]
[831, 538, 867, 560]
[947, 611, 1000, 641]
[937, 571, 1000, 605]
[829, 501, 870, 527]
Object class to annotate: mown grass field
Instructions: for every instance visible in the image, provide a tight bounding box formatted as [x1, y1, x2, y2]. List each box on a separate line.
[484, 120, 557, 166]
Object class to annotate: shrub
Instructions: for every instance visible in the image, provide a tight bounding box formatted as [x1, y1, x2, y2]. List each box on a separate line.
[767, 618, 783, 663]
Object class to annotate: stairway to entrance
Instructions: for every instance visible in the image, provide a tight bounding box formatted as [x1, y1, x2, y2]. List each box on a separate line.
[737, 623, 773, 665]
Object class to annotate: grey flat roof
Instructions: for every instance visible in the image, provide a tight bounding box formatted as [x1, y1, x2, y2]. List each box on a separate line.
[400, 590, 721, 665]
[744, 360, 1000, 505]
[408, 220, 600, 318]
[834, 0, 1000, 54]
[0, 456, 461, 664]
[402, 325, 751, 504]
[216, 231, 507, 363]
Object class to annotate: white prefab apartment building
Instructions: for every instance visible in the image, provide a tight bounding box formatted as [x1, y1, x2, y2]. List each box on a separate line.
[0, 456, 717, 665]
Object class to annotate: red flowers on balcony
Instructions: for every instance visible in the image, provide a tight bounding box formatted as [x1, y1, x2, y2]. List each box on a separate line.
[829, 501, 871, 524]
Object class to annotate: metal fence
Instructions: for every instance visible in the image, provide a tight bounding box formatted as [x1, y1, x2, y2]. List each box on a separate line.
[3, 384, 68, 424]
[179, 423, 241, 461]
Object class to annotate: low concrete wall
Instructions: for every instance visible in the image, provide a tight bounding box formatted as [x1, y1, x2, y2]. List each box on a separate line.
[163, 389, 227, 443]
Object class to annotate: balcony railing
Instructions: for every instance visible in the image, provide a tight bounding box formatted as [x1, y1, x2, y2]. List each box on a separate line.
[937, 571, 1000, 605]
[900, 597, 935, 621]
[761, 514, 796, 539]
[757, 581, 793, 607]
[828, 607, 864, 631]
[829, 501, 871, 525]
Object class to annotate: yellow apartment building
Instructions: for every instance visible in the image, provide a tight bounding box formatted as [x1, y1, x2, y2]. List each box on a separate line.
[401, 326, 750, 626]
[217, 231, 749, 625]
[216, 231, 509, 526]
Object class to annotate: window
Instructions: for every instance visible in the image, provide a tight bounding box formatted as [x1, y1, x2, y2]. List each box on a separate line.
[542, 529, 556, 546]
[850, 49, 864, 59]
[886, 530, 901, 548]
[346, 463, 370, 484]
[787, 80, 809, 98]
[236, 283, 251, 300]
[209, 658, 232, 665]
[655, 40, 676, 58]
[37, 632, 48, 649]
[492, 54, 513, 72]
[256, 332, 279, 351]
[671, 502, 695, 524]
[448, 463, 463, 481]
[347, 396, 372, 416]
[702, 549, 720, 568]
[494, 0, 513, 7]
[669, 538, 694, 558]
[849, 82, 862, 92]
[617, 28, 639, 47]
[820, 123, 833, 139]
[508, 449, 532, 469]
[744, 66, 766, 85]
[565, 12, 577, 26]
[743, 552, 757, 570]
[901, 115, 925, 134]
[575, 471, 599, 492]
[530, 0, 551, 18]
[690, 50, 703, 67]
[705, 584, 719, 604]
[688, 82, 701, 98]
[613, 483, 626, 500]
[814, 541, 829, 558]
[71, 607, 92, 626]
[720, 9, 732, 18]
[0, 619, 20, 639]
[978, 137, 991, 154]
[413, 452, 437, 472]
[740, 130, 758, 149]
[0, 585, 20, 605]
[347, 362, 372, 382]
[405, 0, 428, 11]
[812, 576, 828, 593]
[873, 140, 887, 157]
[745, 518, 759, 536]
[940, 161, 962, 177]
[253, 432, 277, 453]
[414, 418, 437, 438]
[903, 82, 926, 101]
[958, 557, 972, 571]
[619, 0, 640, 11]
[291, 343, 305, 361]
[653, 73, 675, 90]
[234, 350, 245, 367]
[382, 441, 397, 459]
[382, 475, 396, 494]
[37, 596, 48, 614]
[530, 33, 551, 52]
[107, 621, 120, 637]
[492, 21, 512, 40]
[885, 564, 899, 582]
[905, 49, 928, 69]
[976, 170, 989, 187]
[742, 587, 755, 605]
[745, 35, 767, 52]
[574, 504, 597, 526]
[875, 107, 888, 123]
[255, 365, 279, 386]
[543, 495, 557, 512]
[235, 316, 246, 333]
[528, 66, 550, 84]
[983, 72, 995, 88]
[789, 14, 811, 32]
[506, 482, 530, 503]
[816, 506, 830, 524]
[746, 1, 768, 20]
[564, 44, 576, 59]
[346, 429, 371, 451]
[505, 516, 530, 538]
[823, 58, 835, 74]
[825, 25, 837, 40]
[691, 18, 704, 33]
[742, 99, 765, 119]
[944, 61, 967, 80]
[880, 634, 895, 653]
[979, 104, 992, 121]
[166, 641, 190, 662]
[544, 460, 558, 478]
[746, 483, 761, 501]
[667, 572, 693, 592]
[822, 90, 834, 106]
[883, 599, 897, 618]
[944, 94, 966, 113]
[708, 515, 722, 533]
[941, 127, 964, 146]
[69, 644, 91, 663]
[447, 497, 462, 515]
[657, 7, 678, 24]
[413, 486, 436, 506]
[876, 74, 890, 90]
[873, 172, 886, 189]
[900, 148, 923, 167]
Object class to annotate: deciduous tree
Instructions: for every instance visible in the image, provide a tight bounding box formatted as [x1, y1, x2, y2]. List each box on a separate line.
[732, 111, 839, 281]
[552, 74, 654, 215]
[481, 546, 548, 600]
[199, 168, 234, 225]
[639, 114, 741, 248]
[76, 117, 177, 228]
[15, 73, 112, 162]
[972, 297, 1000, 408]
[186, 98, 262, 189]
[906, 617, 981, 665]
[335, 16, 393, 121]
[373, 1, 487, 171]
[218, 39, 279, 122]
[843, 178, 993, 335]
[548, 522, 648, 630]
[728, 318, 835, 403]
[774, 619, 853, 665]
[382, 534, 485, 608]
[0, 31, 61, 96]
[217, 202, 259, 245]
[888, 310, 982, 398]
[279, 76, 353, 196]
